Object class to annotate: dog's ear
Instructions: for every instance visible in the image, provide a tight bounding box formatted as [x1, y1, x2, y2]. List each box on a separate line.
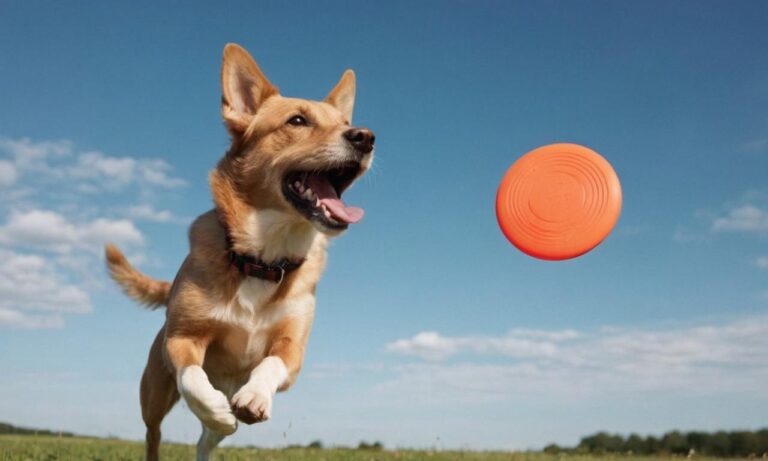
[221, 43, 279, 134]
[325, 70, 356, 122]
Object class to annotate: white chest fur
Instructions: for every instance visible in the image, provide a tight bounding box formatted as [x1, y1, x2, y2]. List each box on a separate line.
[209, 279, 313, 370]
[242, 210, 319, 262]
[209, 277, 275, 322]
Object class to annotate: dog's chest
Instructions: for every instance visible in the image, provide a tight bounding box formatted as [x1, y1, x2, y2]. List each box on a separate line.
[208, 279, 307, 370]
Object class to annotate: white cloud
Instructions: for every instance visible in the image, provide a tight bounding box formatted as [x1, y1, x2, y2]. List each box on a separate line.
[138, 159, 187, 188]
[673, 227, 709, 243]
[127, 204, 179, 223]
[0, 135, 184, 330]
[0, 308, 65, 329]
[0, 137, 72, 170]
[385, 314, 768, 398]
[712, 205, 768, 233]
[0, 137, 73, 186]
[0, 248, 91, 328]
[756, 256, 768, 269]
[387, 329, 572, 361]
[68, 152, 186, 190]
[0, 209, 143, 254]
[0, 206, 143, 327]
[743, 138, 768, 153]
[0, 136, 186, 192]
[507, 328, 580, 341]
[81, 218, 144, 247]
[70, 151, 137, 186]
[0, 160, 17, 186]
[388, 332, 461, 360]
[0, 209, 78, 251]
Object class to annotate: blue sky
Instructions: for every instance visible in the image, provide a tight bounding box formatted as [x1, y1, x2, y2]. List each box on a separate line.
[1, 0, 767, 450]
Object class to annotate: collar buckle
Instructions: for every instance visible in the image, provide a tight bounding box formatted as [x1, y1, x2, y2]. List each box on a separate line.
[272, 266, 286, 284]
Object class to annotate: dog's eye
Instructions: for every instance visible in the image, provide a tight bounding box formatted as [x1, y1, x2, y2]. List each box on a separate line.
[286, 115, 308, 126]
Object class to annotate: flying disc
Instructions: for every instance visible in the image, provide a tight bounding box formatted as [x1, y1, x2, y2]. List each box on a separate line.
[496, 143, 622, 260]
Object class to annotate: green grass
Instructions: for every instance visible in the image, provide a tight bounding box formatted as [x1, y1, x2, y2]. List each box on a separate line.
[0, 435, 751, 461]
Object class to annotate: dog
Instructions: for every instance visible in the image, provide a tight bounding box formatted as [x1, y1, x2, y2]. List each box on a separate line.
[105, 43, 374, 461]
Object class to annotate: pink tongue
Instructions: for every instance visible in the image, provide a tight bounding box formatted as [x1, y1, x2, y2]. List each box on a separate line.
[305, 174, 364, 224]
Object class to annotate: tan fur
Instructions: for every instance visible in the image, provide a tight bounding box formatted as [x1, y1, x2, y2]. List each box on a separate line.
[139, 327, 179, 461]
[105, 244, 170, 309]
[105, 43, 372, 461]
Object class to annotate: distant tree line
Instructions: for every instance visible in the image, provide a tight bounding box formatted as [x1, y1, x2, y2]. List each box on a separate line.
[357, 441, 384, 450]
[544, 429, 768, 457]
[284, 440, 384, 450]
[0, 422, 74, 438]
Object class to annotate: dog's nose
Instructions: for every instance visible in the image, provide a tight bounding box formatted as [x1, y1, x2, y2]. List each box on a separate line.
[343, 128, 375, 155]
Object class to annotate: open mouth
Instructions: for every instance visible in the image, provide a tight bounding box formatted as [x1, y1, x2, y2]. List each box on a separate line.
[282, 163, 364, 230]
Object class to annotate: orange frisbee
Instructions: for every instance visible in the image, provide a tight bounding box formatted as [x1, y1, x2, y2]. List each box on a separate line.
[496, 143, 622, 260]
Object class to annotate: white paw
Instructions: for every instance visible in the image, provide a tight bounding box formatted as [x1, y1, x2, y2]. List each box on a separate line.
[231, 387, 273, 424]
[179, 366, 238, 435]
[186, 388, 238, 435]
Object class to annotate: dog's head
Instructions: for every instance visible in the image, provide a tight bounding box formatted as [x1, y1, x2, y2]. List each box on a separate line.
[216, 43, 374, 237]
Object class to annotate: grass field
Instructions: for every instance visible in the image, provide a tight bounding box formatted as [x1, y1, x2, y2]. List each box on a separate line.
[0, 435, 752, 461]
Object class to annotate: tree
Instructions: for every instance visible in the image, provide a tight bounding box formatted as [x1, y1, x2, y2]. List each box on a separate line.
[730, 431, 758, 457]
[578, 432, 623, 453]
[756, 429, 768, 455]
[624, 433, 647, 454]
[661, 431, 688, 455]
[358, 441, 383, 451]
[686, 431, 709, 454]
[645, 435, 661, 454]
[709, 431, 732, 457]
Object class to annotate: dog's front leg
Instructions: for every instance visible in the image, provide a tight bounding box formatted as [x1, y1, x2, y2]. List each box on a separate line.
[231, 312, 311, 424]
[167, 335, 238, 435]
[230, 355, 287, 423]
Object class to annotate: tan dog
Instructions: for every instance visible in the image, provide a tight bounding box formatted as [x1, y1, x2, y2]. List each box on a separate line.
[105, 43, 374, 461]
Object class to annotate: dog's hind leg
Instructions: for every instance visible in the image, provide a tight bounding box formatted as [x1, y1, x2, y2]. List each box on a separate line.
[140, 327, 180, 461]
[196, 424, 226, 461]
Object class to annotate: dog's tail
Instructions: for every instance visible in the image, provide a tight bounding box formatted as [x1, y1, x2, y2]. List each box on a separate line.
[105, 243, 171, 309]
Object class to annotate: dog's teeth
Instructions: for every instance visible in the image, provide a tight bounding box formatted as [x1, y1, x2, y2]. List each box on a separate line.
[302, 188, 313, 200]
[315, 198, 321, 207]
[321, 203, 330, 218]
[294, 181, 301, 190]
